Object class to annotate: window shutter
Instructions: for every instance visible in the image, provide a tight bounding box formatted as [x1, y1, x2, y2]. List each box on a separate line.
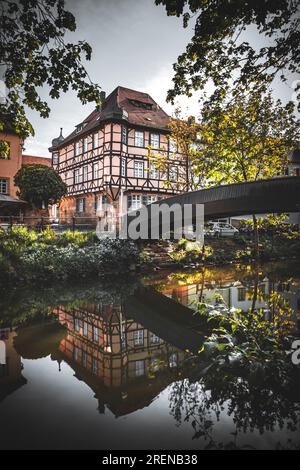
[127, 195, 132, 210]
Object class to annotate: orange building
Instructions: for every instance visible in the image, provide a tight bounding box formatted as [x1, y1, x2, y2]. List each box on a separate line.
[0, 129, 51, 214]
[0, 130, 23, 199]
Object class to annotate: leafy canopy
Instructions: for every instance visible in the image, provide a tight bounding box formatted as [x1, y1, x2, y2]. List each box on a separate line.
[14, 164, 67, 207]
[0, 0, 101, 156]
[197, 87, 300, 184]
[160, 87, 300, 189]
[156, 0, 300, 107]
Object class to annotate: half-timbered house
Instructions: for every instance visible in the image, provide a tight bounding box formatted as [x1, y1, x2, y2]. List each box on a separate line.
[49, 86, 188, 223]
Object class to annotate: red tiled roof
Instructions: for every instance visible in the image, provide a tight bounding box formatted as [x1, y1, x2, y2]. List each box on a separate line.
[22, 155, 52, 166]
[51, 86, 171, 149]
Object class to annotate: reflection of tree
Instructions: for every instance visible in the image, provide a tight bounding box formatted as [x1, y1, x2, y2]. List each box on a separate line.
[168, 365, 300, 449]
[0, 277, 139, 328]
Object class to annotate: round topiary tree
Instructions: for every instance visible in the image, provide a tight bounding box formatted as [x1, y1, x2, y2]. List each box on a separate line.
[14, 164, 67, 210]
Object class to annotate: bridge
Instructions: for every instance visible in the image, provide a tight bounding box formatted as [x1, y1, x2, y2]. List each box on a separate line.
[127, 176, 300, 238]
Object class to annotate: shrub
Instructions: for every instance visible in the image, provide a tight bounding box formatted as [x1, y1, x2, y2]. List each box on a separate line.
[20, 239, 140, 282]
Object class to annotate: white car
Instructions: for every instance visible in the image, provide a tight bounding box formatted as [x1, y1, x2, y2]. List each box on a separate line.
[204, 221, 239, 238]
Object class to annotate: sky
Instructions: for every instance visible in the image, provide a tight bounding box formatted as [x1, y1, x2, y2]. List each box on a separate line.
[23, 0, 299, 157]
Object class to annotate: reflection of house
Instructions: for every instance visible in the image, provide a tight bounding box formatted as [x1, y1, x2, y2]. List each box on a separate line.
[0, 329, 27, 402]
[163, 279, 270, 313]
[276, 278, 300, 329]
[56, 302, 184, 416]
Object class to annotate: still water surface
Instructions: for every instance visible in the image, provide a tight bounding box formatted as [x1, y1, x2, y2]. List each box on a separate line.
[0, 261, 300, 450]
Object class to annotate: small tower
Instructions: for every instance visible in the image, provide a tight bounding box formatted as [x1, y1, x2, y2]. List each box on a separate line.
[51, 128, 64, 148]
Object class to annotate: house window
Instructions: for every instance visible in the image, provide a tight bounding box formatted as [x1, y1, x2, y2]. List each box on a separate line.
[0, 141, 10, 159]
[74, 169, 80, 184]
[122, 126, 128, 144]
[82, 351, 87, 367]
[76, 198, 85, 213]
[134, 360, 145, 377]
[134, 161, 144, 178]
[93, 326, 99, 342]
[150, 133, 160, 149]
[121, 332, 127, 349]
[135, 130, 144, 147]
[169, 166, 178, 181]
[74, 141, 80, 157]
[142, 195, 157, 206]
[83, 321, 88, 337]
[133, 329, 144, 347]
[92, 357, 98, 375]
[169, 138, 177, 153]
[149, 163, 159, 179]
[83, 165, 88, 181]
[93, 132, 99, 149]
[121, 158, 126, 177]
[0, 179, 8, 194]
[93, 162, 99, 179]
[52, 152, 59, 165]
[128, 195, 142, 211]
[74, 318, 80, 332]
[96, 195, 108, 211]
[238, 287, 246, 302]
[169, 353, 178, 368]
[83, 137, 88, 153]
[149, 332, 160, 345]
[74, 346, 80, 361]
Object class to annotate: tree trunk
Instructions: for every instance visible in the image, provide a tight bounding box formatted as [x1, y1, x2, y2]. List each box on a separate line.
[251, 264, 259, 313]
[252, 214, 259, 261]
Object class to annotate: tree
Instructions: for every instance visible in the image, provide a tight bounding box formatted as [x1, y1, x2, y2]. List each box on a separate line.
[14, 164, 67, 209]
[150, 112, 217, 192]
[155, 0, 300, 107]
[195, 87, 300, 256]
[0, 0, 101, 157]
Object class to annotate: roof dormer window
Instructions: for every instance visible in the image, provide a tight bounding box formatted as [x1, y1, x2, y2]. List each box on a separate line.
[75, 122, 87, 133]
[129, 99, 152, 110]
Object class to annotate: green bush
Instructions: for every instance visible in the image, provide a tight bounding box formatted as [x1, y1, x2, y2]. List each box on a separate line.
[0, 227, 140, 284]
[21, 239, 140, 282]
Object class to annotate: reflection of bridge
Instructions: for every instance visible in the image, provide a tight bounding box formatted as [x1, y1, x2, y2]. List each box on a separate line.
[124, 286, 204, 353]
[128, 176, 300, 236]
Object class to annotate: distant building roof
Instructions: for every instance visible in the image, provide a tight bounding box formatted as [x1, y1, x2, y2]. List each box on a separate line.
[22, 155, 52, 166]
[50, 86, 171, 150]
[288, 149, 300, 164]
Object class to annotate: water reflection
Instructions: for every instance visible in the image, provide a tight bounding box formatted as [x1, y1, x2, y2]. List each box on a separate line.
[0, 329, 27, 403]
[55, 301, 185, 416]
[0, 261, 299, 449]
[147, 262, 300, 329]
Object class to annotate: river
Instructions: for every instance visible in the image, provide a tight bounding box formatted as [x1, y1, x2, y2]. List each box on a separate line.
[0, 260, 299, 450]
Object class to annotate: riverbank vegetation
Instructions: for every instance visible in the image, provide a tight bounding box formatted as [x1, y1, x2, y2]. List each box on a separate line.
[161, 226, 300, 267]
[1, 222, 299, 284]
[0, 226, 139, 284]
